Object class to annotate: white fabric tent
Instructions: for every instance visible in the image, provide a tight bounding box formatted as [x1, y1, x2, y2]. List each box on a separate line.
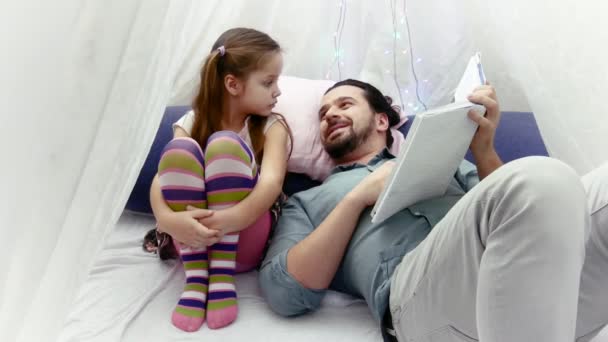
[0, 0, 606, 341]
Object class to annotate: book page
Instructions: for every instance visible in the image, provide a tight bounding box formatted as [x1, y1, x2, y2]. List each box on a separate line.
[454, 52, 485, 102]
[370, 104, 481, 224]
[370, 53, 487, 224]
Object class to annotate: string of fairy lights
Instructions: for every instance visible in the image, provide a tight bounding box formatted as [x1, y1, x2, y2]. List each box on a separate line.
[324, 0, 429, 114]
[325, 0, 347, 80]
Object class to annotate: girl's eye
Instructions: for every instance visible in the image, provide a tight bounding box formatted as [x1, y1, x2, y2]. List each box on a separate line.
[340, 102, 351, 108]
[264, 81, 273, 87]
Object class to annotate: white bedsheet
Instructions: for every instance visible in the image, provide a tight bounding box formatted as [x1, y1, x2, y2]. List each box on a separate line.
[59, 211, 382, 342]
[60, 211, 608, 342]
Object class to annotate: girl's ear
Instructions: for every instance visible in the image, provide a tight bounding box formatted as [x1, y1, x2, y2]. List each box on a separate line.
[224, 74, 242, 96]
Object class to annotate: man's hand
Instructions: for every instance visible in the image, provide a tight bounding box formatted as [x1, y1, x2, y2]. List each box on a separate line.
[347, 161, 396, 207]
[467, 83, 500, 156]
[159, 207, 223, 248]
[467, 82, 503, 179]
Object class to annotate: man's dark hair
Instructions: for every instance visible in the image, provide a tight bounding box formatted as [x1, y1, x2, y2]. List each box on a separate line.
[324, 79, 401, 148]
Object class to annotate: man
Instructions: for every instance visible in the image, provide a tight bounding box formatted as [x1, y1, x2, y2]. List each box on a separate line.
[259, 79, 608, 342]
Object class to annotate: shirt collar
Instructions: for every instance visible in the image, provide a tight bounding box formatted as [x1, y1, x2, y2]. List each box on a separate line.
[329, 148, 395, 175]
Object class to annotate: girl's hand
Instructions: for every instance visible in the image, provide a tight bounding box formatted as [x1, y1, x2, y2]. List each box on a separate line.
[196, 207, 245, 235]
[159, 207, 223, 248]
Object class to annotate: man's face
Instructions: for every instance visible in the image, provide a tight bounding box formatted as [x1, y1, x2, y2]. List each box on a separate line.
[318, 85, 377, 159]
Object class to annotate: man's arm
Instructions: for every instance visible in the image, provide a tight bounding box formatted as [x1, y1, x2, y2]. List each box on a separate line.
[467, 83, 504, 180]
[286, 194, 366, 289]
[473, 149, 503, 180]
[287, 161, 395, 289]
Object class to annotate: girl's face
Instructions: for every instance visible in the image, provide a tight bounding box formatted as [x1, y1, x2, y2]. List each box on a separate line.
[239, 52, 283, 116]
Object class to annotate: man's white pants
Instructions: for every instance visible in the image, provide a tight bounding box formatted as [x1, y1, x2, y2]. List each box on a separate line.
[390, 157, 608, 342]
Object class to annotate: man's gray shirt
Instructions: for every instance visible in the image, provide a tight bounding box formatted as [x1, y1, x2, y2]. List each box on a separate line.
[259, 149, 479, 321]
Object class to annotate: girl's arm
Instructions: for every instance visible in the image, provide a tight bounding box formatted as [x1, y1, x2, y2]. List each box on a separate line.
[202, 121, 289, 234]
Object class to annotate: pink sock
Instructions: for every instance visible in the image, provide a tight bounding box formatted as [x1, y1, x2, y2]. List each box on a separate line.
[171, 243, 209, 332]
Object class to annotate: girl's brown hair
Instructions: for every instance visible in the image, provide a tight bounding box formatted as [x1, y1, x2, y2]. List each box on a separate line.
[191, 27, 292, 163]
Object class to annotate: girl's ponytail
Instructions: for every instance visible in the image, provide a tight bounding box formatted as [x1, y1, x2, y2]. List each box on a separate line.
[191, 49, 224, 150]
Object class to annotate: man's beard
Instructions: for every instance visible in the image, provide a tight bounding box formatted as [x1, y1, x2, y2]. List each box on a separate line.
[323, 118, 375, 159]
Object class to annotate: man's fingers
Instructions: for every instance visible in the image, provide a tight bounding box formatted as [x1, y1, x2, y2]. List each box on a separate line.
[470, 86, 497, 102]
[473, 83, 493, 89]
[473, 84, 495, 93]
[467, 91, 494, 104]
[467, 94, 498, 113]
[468, 110, 492, 129]
[468, 110, 483, 125]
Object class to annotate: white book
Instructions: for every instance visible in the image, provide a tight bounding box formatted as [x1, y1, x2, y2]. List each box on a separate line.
[370, 53, 487, 224]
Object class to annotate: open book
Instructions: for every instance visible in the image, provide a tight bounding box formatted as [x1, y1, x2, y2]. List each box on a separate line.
[370, 53, 487, 224]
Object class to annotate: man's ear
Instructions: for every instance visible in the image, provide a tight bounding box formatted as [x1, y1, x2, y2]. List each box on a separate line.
[224, 74, 242, 96]
[375, 112, 390, 132]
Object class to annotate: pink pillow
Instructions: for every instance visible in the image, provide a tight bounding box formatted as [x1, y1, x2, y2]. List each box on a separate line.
[276, 76, 407, 181]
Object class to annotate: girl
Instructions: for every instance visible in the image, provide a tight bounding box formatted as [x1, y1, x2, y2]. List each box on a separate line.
[149, 28, 292, 332]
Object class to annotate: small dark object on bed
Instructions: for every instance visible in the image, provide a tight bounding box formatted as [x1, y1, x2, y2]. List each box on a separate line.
[142, 228, 178, 260]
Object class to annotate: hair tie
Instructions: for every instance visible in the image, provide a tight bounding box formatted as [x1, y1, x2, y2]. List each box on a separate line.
[217, 45, 226, 56]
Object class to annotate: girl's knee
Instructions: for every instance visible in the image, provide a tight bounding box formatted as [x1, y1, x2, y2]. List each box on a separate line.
[158, 137, 205, 173]
[162, 137, 203, 157]
[208, 130, 242, 143]
[205, 131, 253, 164]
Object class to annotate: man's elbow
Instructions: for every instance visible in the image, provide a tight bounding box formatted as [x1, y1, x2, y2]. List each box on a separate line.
[258, 254, 325, 317]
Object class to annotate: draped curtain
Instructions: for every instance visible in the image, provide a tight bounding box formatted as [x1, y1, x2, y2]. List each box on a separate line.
[1, 0, 605, 341]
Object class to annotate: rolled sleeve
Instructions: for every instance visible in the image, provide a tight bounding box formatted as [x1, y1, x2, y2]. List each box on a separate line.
[258, 196, 326, 316]
[455, 159, 480, 192]
[259, 249, 326, 316]
[172, 110, 194, 134]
